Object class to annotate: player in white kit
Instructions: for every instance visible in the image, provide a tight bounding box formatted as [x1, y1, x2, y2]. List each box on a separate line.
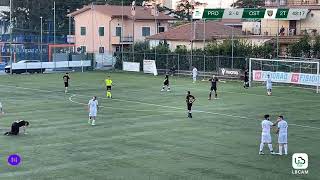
[266, 74, 272, 96]
[192, 66, 198, 83]
[88, 96, 99, 126]
[259, 114, 276, 155]
[276, 115, 288, 155]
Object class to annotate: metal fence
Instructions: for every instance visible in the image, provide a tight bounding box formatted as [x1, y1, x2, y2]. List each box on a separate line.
[115, 52, 248, 76]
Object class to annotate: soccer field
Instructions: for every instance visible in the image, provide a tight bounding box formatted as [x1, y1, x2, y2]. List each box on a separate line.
[0, 71, 319, 180]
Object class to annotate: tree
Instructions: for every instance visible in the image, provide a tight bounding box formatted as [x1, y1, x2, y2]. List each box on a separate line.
[175, 0, 206, 21]
[312, 35, 320, 58]
[288, 35, 311, 57]
[231, 0, 264, 8]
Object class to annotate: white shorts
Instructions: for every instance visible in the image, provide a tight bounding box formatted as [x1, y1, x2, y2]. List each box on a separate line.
[261, 133, 272, 143]
[89, 109, 97, 117]
[267, 85, 272, 90]
[278, 134, 287, 144]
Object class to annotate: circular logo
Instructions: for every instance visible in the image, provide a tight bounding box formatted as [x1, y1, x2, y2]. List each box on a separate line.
[7, 154, 21, 166]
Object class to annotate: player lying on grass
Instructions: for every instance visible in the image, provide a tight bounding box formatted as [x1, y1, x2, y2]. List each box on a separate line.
[186, 91, 196, 118]
[259, 114, 281, 155]
[161, 75, 171, 92]
[4, 120, 30, 136]
[276, 115, 288, 155]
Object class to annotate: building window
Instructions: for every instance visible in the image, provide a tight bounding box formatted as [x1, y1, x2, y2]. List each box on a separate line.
[142, 27, 151, 36]
[99, 27, 104, 36]
[158, 26, 165, 33]
[116, 27, 122, 37]
[80, 46, 86, 53]
[99, 47, 105, 53]
[80, 27, 86, 36]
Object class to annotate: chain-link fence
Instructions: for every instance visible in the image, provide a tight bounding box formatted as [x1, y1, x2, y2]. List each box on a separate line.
[115, 51, 248, 78]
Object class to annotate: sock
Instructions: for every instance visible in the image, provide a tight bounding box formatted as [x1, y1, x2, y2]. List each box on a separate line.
[215, 93, 217, 98]
[109, 92, 112, 98]
[209, 92, 212, 99]
[88, 118, 91, 123]
[92, 120, 95, 125]
[167, 86, 170, 90]
[279, 145, 283, 155]
[259, 143, 264, 152]
[284, 144, 288, 154]
[268, 144, 273, 152]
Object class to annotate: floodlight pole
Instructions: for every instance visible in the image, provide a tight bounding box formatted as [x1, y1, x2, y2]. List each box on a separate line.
[276, 0, 280, 58]
[249, 58, 252, 87]
[317, 62, 319, 93]
[9, 0, 13, 74]
[40, 16, 43, 72]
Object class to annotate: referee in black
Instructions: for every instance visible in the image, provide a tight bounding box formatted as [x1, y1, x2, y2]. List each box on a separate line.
[244, 69, 249, 89]
[63, 73, 70, 93]
[208, 75, 219, 100]
[186, 91, 196, 118]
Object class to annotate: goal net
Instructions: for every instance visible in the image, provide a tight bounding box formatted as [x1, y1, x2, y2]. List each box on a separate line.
[249, 58, 320, 93]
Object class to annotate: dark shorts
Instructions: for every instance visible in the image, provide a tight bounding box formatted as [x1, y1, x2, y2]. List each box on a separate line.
[64, 82, 69, 87]
[10, 123, 20, 135]
[210, 86, 217, 91]
[107, 86, 112, 90]
[187, 103, 193, 111]
[164, 81, 169, 86]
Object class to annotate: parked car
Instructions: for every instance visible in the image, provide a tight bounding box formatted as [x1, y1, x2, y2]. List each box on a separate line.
[5, 60, 45, 74]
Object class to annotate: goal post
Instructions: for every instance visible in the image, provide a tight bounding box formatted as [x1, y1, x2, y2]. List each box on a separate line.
[249, 58, 320, 93]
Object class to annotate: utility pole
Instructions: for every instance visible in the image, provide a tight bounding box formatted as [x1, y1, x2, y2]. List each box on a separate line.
[9, 0, 13, 74]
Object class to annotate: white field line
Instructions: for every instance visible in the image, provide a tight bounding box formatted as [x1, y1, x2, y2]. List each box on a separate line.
[1, 84, 320, 130]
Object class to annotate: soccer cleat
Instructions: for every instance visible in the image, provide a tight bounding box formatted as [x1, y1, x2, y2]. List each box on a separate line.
[167, 89, 171, 92]
[270, 151, 276, 155]
[259, 151, 264, 155]
[161, 89, 165, 92]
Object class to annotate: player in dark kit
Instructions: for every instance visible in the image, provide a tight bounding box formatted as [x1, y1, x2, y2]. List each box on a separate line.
[63, 73, 70, 93]
[161, 75, 171, 92]
[244, 69, 249, 89]
[4, 120, 30, 136]
[208, 75, 219, 100]
[186, 91, 196, 118]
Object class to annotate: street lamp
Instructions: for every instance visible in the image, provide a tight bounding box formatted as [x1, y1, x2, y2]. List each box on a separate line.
[40, 16, 43, 69]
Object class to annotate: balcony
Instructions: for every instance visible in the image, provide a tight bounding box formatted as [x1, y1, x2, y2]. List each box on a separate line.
[111, 36, 133, 45]
[243, 26, 320, 37]
[265, 0, 320, 6]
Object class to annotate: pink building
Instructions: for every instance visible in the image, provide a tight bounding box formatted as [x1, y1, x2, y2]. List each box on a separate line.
[69, 5, 175, 54]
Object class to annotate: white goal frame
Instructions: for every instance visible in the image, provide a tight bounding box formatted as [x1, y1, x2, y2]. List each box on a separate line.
[249, 58, 320, 93]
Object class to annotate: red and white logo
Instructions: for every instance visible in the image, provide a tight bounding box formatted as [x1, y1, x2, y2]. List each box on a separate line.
[254, 71, 262, 80]
[291, 73, 300, 83]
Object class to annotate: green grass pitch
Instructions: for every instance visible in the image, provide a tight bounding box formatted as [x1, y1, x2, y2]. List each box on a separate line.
[0, 71, 319, 180]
